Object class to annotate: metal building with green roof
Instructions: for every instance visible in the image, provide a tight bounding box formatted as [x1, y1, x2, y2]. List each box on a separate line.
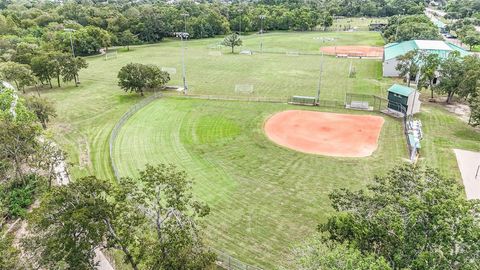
[383, 40, 470, 77]
[387, 84, 421, 115]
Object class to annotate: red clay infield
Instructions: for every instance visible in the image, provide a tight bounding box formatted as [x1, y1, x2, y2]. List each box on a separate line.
[320, 46, 384, 58]
[264, 110, 385, 157]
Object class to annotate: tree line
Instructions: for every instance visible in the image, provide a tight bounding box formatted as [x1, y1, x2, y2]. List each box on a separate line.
[382, 14, 442, 43]
[0, 84, 59, 269]
[1, 0, 428, 57]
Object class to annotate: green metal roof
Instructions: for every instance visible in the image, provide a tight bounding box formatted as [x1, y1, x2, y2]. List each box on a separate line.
[384, 40, 470, 60]
[388, 84, 414, 97]
[384, 40, 417, 60]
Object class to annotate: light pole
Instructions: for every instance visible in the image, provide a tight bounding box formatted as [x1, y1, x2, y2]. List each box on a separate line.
[64, 28, 79, 85]
[394, 9, 406, 41]
[180, 13, 189, 95]
[316, 51, 324, 104]
[238, 8, 243, 36]
[259, 15, 266, 53]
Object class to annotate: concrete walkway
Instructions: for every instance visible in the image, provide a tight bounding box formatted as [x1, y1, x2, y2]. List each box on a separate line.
[454, 149, 480, 200]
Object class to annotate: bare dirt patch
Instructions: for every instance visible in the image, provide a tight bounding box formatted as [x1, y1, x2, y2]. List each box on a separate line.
[320, 46, 384, 58]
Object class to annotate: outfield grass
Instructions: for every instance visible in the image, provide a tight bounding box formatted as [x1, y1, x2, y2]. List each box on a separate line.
[113, 97, 408, 268]
[38, 31, 392, 179]
[99, 31, 391, 101]
[112, 97, 480, 268]
[331, 17, 388, 31]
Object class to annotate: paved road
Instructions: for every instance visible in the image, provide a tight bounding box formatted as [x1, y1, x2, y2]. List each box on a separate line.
[425, 7, 446, 17]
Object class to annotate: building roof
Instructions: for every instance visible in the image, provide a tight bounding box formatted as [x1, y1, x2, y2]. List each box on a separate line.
[415, 40, 451, 50]
[384, 40, 470, 60]
[388, 84, 415, 97]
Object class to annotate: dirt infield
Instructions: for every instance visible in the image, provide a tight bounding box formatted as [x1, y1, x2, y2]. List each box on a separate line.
[264, 110, 384, 157]
[454, 149, 480, 200]
[320, 46, 384, 58]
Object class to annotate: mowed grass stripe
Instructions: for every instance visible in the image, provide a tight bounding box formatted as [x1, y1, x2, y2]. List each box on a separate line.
[113, 97, 409, 268]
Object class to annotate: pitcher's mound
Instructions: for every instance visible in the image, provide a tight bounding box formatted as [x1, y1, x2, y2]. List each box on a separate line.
[264, 110, 384, 157]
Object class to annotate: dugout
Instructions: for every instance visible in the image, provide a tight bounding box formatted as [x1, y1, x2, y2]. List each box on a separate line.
[289, 96, 316, 106]
[387, 84, 420, 115]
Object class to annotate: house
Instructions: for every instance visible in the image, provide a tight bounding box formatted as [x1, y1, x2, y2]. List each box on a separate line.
[387, 84, 421, 115]
[383, 40, 470, 77]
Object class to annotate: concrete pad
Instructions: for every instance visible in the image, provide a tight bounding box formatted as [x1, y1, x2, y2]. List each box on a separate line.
[454, 149, 480, 200]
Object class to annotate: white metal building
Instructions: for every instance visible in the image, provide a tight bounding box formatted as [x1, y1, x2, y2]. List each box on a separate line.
[382, 40, 470, 77]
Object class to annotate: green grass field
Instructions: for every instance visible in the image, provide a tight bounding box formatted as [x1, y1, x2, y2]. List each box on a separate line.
[34, 30, 480, 269]
[41, 30, 392, 179]
[113, 98, 407, 268]
[331, 17, 388, 31]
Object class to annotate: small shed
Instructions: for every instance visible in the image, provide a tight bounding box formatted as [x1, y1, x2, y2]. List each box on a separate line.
[387, 84, 421, 115]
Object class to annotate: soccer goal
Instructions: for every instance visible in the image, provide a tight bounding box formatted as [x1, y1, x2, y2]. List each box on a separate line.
[104, 51, 118, 60]
[286, 51, 300, 57]
[161, 67, 177, 75]
[240, 50, 253, 55]
[234, 84, 254, 94]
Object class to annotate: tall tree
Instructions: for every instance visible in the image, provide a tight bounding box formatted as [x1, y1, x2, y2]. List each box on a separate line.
[25, 96, 57, 129]
[144, 64, 170, 90]
[0, 88, 41, 180]
[117, 63, 170, 96]
[117, 63, 147, 96]
[463, 31, 480, 51]
[25, 164, 215, 269]
[319, 165, 480, 269]
[222, 33, 243, 53]
[437, 53, 465, 103]
[118, 30, 139, 51]
[126, 164, 215, 269]
[469, 95, 480, 126]
[25, 176, 110, 269]
[418, 52, 441, 99]
[317, 12, 333, 31]
[0, 61, 35, 93]
[61, 56, 88, 86]
[290, 236, 391, 270]
[31, 54, 55, 88]
[395, 49, 420, 87]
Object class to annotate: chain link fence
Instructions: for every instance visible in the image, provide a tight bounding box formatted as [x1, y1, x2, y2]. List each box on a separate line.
[109, 92, 162, 181]
[212, 248, 263, 270]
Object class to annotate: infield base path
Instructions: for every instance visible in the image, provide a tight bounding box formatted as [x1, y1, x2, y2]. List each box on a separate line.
[264, 110, 384, 157]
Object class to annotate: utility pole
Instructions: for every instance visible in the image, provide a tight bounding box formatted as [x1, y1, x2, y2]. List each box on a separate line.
[395, 9, 406, 41]
[316, 52, 324, 105]
[259, 15, 266, 53]
[180, 13, 189, 95]
[64, 28, 79, 85]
